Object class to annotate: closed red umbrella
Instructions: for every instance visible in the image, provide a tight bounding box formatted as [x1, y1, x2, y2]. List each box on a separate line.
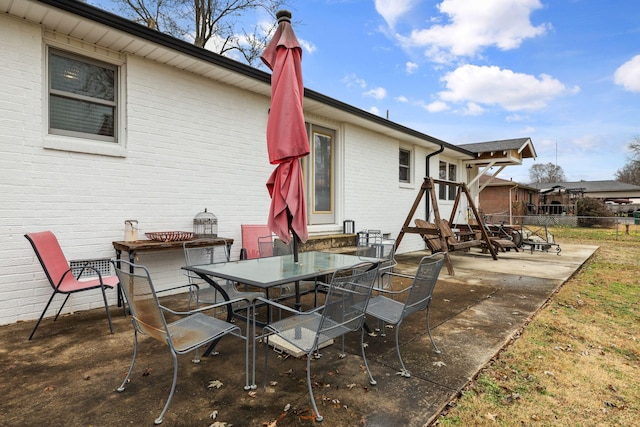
[261, 10, 309, 258]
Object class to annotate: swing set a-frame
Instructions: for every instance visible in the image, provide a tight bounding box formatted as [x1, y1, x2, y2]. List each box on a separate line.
[395, 177, 498, 275]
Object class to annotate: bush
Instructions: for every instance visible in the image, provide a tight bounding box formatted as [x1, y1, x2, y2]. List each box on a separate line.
[576, 197, 615, 227]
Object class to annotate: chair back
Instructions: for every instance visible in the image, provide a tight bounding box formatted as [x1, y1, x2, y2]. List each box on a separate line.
[241, 225, 271, 259]
[318, 262, 379, 341]
[414, 219, 444, 252]
[25, 231, 73, 289]
[357, 240, 395, 267]
[258, 235, 292, 258]
[402, 254, 445, 317]
[113, 260, 170, 344]
[438, 220, 459, 246]
[184, 239, 230, 280]
[257, 235, 274, 258]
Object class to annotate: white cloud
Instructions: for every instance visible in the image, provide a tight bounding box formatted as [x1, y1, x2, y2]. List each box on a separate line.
[460, 102, 484, 116]
[341, 73, 367, 89]
[405, 61, 419, 74]
[395, 95, 409, 103]
[505, 114, 530, 122]
[614, 55, 640, 92]
[299, 39, 317, 55]
[438, 64, 577, 111]
[424, 100, 450, 112]
[369, 106, 381, 115]
[375, 0, 418, 28]
[396, 0, 549, 61]
[364, 87, 387, 100]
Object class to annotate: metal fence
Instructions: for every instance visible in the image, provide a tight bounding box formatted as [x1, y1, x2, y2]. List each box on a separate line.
[482, 213, 640, 235]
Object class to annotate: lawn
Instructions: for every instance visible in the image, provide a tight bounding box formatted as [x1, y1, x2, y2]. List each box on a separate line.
[436, 226, 640, 426]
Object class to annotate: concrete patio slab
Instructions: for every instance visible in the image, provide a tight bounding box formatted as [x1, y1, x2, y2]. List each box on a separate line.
[0, 243, 597, 426]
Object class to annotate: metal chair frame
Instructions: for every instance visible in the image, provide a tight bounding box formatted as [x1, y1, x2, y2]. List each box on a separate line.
[362, 254, 445, 378]
[24, 231, 119, 340]
[113, 259, 249, 424]
[257, 262, 379, 422]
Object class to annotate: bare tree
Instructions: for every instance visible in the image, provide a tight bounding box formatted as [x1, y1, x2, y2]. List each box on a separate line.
[96, 0, 285, 67]
[615, 136, 640, 185]
[529, 163, 567, 184]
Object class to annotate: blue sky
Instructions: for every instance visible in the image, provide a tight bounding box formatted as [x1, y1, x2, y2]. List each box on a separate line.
[92, 0, 640, 184]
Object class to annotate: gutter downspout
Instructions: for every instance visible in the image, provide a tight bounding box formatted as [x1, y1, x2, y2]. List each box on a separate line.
[508, 183, 519, 224]
[425, 144, 445, 221]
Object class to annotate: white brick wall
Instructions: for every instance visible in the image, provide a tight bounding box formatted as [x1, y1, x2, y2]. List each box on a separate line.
[0, 14, 456, 326]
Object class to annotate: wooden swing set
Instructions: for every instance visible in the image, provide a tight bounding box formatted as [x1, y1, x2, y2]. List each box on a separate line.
[395, 177, 498, 275]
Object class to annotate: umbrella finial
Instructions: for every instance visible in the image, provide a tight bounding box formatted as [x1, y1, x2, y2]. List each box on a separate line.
[276, 10, 292, 24]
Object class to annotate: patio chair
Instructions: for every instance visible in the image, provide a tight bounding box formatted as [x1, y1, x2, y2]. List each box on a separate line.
[240, 224, 271, 260]
[356, 238, 397, 334]
[183, 239, 264, 309]
[362, 253, 446, 378]
[356, 238, 397, 289]
[259, 262, 379, 422]
[259, 233, 320, 297]
[113, 259, 248, 425]
[183, 239, 264, 357]
[24, 231, 119, 340]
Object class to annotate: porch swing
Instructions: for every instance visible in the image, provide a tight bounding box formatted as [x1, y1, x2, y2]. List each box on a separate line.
[395, 177, 498, 275]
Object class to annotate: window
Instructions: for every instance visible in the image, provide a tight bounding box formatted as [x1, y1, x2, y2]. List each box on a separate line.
[438, 161, 457, 200]
[399, 148, 411, 183]
[305, 124, 336, 225]
[48, 49, 117, 142]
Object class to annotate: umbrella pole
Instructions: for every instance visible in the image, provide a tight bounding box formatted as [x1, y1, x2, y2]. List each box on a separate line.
[287, 210, 302, 310]
[287, 209, 299, 263]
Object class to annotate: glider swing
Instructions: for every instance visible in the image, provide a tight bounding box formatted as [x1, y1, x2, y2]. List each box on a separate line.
[395, 177, 498, 275]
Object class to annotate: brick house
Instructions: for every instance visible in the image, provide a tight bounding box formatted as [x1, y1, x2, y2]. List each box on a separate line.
[0, 0, 536, 326]
[478, 176, 540, 223]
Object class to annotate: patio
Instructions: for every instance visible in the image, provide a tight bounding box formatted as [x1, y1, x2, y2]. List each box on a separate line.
[0, 244, 596, 426]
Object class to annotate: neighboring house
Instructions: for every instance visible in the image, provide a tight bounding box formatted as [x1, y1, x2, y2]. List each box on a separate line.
[477, 176, 540, 223]
[529, 180, 640, 215]
[0, 0, 535, 326]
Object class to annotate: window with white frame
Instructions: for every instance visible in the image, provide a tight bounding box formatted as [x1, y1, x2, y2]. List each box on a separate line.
[48, 48, 118, 142]
[438, 161, 457, 200]
[399, 148, 411, 183]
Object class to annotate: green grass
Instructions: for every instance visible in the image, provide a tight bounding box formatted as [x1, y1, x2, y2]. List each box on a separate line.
[435, 226, 640, 427]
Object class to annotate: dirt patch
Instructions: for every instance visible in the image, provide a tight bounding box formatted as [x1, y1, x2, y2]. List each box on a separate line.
[1, 247, 591, 426]
[1, 299, 386, 426]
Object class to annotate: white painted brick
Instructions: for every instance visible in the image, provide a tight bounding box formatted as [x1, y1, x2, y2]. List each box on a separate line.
[0, 13, 460, 326]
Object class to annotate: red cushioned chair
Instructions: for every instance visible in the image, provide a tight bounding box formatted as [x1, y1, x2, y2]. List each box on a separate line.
[24, 231, 119, 340]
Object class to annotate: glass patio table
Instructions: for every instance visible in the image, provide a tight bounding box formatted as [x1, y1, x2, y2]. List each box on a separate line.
[183, 250, 377, 313]
[183, 250, 380, 387]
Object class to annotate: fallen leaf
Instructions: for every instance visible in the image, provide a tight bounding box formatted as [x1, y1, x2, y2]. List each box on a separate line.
[248, 391, 257, 398]
[209, 410, 218, 420]
[485, 412, 497, 421]
[433, 361, 446, 367]
[346, 383, 357, 390]
[269, 381, 278, 386]
[283, 403, 290, 412]
[208, 380, 223, 389]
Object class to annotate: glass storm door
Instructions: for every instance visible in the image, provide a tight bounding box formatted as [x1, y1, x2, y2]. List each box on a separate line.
[306, 125, 335, 225]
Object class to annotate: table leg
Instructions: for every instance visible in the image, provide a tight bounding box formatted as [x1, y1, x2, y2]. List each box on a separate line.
[294, 280, 301, 311]
[194, 273, 233, 356]
[115, 249, 123, 308]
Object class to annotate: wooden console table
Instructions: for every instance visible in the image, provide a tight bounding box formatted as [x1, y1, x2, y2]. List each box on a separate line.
[112, 237, 234, 306]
